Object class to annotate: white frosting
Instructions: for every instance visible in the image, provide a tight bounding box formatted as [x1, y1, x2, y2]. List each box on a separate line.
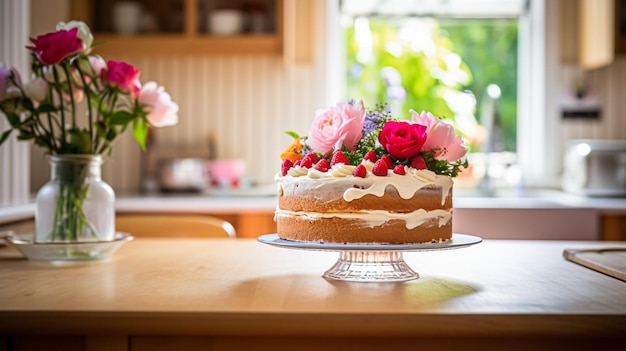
[275, 163, 454, 231]
[329, 164, 356, 177]
[275, 208, 452, 229]
[276, 167, 453, 205]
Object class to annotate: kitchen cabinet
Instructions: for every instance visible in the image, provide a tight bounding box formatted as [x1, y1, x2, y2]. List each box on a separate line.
[602, 214, 626, 240]
[578, 0, 615, 69]
[616, 0, 626, 54]
[69, 0, 284, 56]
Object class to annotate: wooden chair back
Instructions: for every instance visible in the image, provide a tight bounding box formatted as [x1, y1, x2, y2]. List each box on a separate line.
[116, 215, 236, 238]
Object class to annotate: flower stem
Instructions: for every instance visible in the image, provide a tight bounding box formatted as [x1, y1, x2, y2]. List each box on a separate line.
[51, 66, 67, 147]
[62, 62, 77, 127]
[74, 59, 94, 148]
[49, 159, 99, 241]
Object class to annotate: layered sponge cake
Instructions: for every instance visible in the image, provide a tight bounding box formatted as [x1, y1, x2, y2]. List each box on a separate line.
[275, 100, 467, 244]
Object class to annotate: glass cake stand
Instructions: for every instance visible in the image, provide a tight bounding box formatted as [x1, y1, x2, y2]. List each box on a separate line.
[257, 233, 482, 282]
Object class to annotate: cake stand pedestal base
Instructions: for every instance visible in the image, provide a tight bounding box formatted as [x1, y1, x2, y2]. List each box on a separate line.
[257, 233, 482, 283]
[323, 251, 418, 282]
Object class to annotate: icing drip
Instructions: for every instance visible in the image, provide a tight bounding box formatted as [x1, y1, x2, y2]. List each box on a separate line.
[275, 209, 452, 229]
[276, 168, 453, 205]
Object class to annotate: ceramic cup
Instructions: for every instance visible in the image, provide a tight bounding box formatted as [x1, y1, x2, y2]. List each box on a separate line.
[208, 9, 245, 35]
[113, 1, 143, 35]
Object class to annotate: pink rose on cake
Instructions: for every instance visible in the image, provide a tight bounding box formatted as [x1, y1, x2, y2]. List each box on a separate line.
[378, 121, 427, 159]
[280, 100, 468, 178]
[307, 100, 366, 154]
[410, 109, 467, 162]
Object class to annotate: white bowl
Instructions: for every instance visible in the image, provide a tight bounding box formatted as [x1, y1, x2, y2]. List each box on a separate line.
[209, 9, 245, 35]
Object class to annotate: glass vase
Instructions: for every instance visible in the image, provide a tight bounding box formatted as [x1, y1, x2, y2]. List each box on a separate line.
[35, 155, 115, 243]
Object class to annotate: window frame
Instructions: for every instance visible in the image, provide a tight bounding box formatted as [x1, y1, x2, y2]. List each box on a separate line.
[324, 0, 562, 188]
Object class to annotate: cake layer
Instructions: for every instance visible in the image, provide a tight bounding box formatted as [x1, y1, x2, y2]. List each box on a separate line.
[276, 215, 452, 244]
[279, 184, 451, 213]
[275, 166, 455, 244]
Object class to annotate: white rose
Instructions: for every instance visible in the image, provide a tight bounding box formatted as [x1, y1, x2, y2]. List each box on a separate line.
[24, 78, 48, 102]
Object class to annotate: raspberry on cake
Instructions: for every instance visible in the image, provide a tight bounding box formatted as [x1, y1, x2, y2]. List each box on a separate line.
[275, 100, 468, 244]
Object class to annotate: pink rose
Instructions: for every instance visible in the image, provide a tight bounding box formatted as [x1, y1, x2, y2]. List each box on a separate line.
[308, 100, 365, 154]
[410, 109, 467, 162]
[103, 60, 141, 97]
[0, 67, 10, 101]
[88, 55, 107, 76]
[0, 66, 21, 101]
[378, 121, 427, 159]
[27, 28, 83, 65]
[138, 82, 179, 127]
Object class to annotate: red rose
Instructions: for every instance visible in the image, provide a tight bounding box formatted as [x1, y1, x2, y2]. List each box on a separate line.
[103, 60, 141, 97]
[378, 121, 427, 159]
[27, 28, 83, 65]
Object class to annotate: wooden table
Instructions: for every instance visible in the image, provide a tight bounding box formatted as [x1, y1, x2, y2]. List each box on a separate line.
[0, 238, 625, 351]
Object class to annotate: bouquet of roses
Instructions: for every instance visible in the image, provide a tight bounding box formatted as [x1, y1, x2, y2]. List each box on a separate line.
[0, 21, 178, 243]
[0, 20, 178, 154]
[280, 100, 468, 178]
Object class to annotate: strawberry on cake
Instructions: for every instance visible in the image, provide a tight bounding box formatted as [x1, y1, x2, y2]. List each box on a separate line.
[275, 100, 468, 244]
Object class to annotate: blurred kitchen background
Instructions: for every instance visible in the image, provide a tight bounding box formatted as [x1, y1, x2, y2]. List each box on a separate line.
[1, 0, 625, 202]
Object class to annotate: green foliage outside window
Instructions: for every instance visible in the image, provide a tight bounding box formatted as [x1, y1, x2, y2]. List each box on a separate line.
[344, 17, 518, 152]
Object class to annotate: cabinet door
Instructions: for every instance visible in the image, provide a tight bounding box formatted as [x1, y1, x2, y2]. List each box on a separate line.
[69, 0, 283, 55]
[579, 0, 615, 69]
[616, 0, 626, 54]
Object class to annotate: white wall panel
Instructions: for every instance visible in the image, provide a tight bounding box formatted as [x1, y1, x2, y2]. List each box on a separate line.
[94, 55, 321, 193]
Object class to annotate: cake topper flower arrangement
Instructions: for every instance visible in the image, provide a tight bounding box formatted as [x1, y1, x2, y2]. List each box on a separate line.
[0, 20, 178, 155]
[280, 100, 468, 177]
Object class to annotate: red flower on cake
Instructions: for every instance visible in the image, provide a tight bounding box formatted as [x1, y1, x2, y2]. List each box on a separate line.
[410, 110, 467, 162]
[378, 121, 427, 159]
[307, 100, 366, 154]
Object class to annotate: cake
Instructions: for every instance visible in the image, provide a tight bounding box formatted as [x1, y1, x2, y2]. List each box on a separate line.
[275, 100, 468, 244]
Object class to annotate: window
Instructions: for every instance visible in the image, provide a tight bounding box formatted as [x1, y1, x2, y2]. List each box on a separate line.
[327, 0, 562, 191]
[343, 15, 518, 153]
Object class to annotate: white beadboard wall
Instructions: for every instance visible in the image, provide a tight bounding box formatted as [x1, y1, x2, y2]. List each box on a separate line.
[0, 0, 30, 206]
[99, 55, 322, 193]
[560, 58, 626, 150]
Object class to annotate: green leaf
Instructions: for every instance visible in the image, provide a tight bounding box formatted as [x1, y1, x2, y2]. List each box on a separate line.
[21, 98, 35, 111]
[285, 131, 300, 139]
[95, 121, 108, 139]
[132, 120, 148, 151]
[16, 133, 35, 141]
[0, 129, 13, 146]
[6, 113, 21, 128]
[109, 111, 135, 126]
[36, 103, 58, 114]
[68, 128, 92, 154]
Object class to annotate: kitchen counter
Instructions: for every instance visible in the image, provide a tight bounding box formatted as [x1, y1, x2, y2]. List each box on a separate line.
[2, 189, 625, 239]
[0, 238, 624, 350]
[113, 188, 626, 212]
[3, 189, 625, 222]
